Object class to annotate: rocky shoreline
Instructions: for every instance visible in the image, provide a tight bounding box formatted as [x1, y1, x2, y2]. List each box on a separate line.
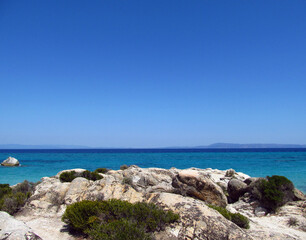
[1, 166, 305, 240]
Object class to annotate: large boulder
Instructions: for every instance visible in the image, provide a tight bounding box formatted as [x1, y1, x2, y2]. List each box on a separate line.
[293, 188, 306, 201]
[1, 156, 20, 166]
[120, 166, 176, 193]
[0, 211, 42, 240]
[147, 192, 252, 240]
[172, 169, 228, 207]
[228, 179, 248, 202]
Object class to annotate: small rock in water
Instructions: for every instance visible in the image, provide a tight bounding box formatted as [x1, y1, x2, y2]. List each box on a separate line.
[1, 156, 20, 166]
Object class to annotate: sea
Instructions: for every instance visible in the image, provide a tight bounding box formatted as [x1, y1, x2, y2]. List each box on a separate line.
[0, 148, 305, 193]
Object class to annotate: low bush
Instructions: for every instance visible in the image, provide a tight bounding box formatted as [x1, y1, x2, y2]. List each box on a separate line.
[62, 199, 179, 239]
[231, 212, 250, 229]
[13, 180, 35, 194]
[59, 170, 103, 183]
[259, 175, 294, 212]
[120, 164, 129, 170]
[0, 180, 35, 215]
[87, 219, 151, 240]
[122, 177, 133, 186]
[62, 200, 102, 231]
[287, 217, 298, 227]
[208, 205, 232, 220]
[1, 192, 27, 214]
[60, 171, 77, 182]
[94, 168, 109, 174]
[81, 170, 103, 181]
[0, 184, 12, 199]
[208, 204, 249, 229]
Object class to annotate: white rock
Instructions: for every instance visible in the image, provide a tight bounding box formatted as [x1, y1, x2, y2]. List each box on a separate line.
[254, 207, 267, 217]
[0, 211, 41, 240]
[1, 156, 20, 166]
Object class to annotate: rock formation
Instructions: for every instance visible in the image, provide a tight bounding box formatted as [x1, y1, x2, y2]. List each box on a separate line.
[0, 211, 42, 240]
[172, 169, 228, 207]
[1, 156, 20, 166]
[1, 166, 305, 240]
[228, 179, 248, 202]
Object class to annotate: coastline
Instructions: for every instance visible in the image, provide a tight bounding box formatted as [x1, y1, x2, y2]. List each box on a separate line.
[1, 148, 306, 192]
[1, 165, 305, 240]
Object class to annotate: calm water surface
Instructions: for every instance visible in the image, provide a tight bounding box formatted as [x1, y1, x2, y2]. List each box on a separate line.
[0, 148, 305, 192]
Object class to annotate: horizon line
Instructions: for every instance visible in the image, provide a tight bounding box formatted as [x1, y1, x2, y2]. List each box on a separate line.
[1, 143, 306, 150]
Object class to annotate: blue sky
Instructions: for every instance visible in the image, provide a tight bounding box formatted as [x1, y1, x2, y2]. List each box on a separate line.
[0, 0, 305, 147]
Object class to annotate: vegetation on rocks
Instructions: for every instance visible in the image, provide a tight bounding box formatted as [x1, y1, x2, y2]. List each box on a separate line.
[287, 217, 298, 227]
[0, 181, 35, 215]
[120, 164, 129, 170]
[259, 175, 294, 212]
[59, 171, 77, 182]
[87, 219, 151, 240]
[62, 199, 179, 240]
[208, 204, 250, 229]
[94, 168, 109, 174]
[0, 184, 11, 199]
[59, 170, 103, 182]
[122, 176, 133, 185]
[81, 170, 103, 181]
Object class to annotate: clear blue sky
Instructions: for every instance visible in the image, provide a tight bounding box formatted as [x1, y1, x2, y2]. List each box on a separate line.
[1, 0, 305, 147]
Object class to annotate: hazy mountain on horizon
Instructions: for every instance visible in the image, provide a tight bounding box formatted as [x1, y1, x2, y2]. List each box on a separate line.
[0, 143, 305, 149]
[198, 143, 306, 149]
[0, 144, 90, 149]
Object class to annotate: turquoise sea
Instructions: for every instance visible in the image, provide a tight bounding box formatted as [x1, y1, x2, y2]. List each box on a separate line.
[0, 149, 305, 192]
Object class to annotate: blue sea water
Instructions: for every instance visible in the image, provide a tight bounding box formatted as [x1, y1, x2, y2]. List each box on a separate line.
[0, 148, 305, 193]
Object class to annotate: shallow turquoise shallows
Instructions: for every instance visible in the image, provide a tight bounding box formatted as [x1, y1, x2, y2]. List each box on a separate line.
[0, 149, 305, 193]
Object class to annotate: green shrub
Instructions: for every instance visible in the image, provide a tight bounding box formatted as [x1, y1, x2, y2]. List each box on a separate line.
[1, 192, 28, 215]
[122, 177, 133, 186]
[0, 182, 32, 214]
[13, 180, 35, 194]
[94, 168, 109, 174]
[231, 212, 250, 229]
[0, 184, 12, 199]
[260, 175, 294, 212]
[91, 171, 103, 181]
[62, 199, 179, 239]
[60, 171, 77, 182]
[131, 201, 179, 232]
[0, 198, 4, 210]
[80, 170, 92, 180]
[81, 170, 103, 181]
[62, 200, 103, 231]
[0, 181, 35, 215]
[59, 170, 103, 183]
[87, 219, 151, 240]
[120, 164, 129, 170]
[208, 204, 249, 229]
[208, 205, 232, 220]
[1, 196, 19, 214]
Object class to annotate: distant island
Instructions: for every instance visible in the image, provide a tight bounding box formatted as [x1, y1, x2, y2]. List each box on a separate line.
[0, 144, 90, 149]
[0, 143, 306, 149]
[197, 143, 306, 149]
